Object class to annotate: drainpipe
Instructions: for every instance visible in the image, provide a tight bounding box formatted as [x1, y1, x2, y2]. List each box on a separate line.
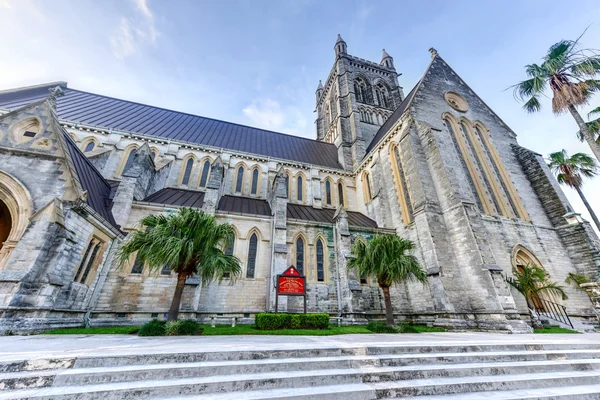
[333, 225, 342, 326]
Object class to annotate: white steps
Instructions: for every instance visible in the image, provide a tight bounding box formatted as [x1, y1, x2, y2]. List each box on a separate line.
[1, 340, 600, 399]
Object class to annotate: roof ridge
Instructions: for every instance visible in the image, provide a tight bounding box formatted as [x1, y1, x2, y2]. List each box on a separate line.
[0, 81, 67, 95]
[65, 88, 337, 148]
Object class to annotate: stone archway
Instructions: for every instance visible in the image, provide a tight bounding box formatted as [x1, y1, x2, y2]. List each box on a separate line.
[510, 244, 554, 308]
[0, 171, 33, 269]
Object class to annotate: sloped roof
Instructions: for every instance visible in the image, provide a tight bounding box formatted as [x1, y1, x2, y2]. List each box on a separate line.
[287, 203, 377, 228]
[217, 195, 271, 216]
[143, 187, 205, 208]
[63, 132, 120, 230]
[0, 83, 343, 169]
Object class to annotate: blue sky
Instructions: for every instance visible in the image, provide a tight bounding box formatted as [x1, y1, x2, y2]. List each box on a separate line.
[1, 0, 600, 230]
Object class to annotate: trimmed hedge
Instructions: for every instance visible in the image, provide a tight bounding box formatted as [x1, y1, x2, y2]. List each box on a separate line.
[138, 319, 166, 336]
[165, 320, 203, 336]
[255, 313, 330, 330]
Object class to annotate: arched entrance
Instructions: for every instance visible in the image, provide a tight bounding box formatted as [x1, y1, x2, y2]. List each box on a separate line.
[0, 200, 11, 252]
[0, 171, 32, 269]
[511, 245, 552, 310]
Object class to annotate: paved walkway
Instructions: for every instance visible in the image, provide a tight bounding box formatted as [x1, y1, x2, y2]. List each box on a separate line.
[1, 332, 600, 362]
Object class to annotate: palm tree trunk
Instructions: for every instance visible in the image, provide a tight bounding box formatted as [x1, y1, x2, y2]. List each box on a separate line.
[574, 185, 600, 232]
[568, 104, 600, 162]
[168, 273, 187, 321]
[382, 286, 395, 327]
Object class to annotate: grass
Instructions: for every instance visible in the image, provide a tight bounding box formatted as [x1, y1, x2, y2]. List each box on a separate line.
[41, 324, 445, 336]
[42, 326, 140, 335]
[533, 326, 580, 334]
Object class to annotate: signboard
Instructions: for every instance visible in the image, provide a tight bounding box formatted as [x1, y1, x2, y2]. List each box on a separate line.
[277, 266, 305, 295]
[275, 265, 307, 313]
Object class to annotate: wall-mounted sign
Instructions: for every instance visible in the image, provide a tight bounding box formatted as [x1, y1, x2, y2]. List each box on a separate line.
[275, 265, 306, 313]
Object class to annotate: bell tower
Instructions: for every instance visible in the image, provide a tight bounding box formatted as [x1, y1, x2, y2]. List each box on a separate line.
[315, 35, 403, 170]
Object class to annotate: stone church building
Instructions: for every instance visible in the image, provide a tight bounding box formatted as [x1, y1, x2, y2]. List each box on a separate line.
[0, 36, 599, 333]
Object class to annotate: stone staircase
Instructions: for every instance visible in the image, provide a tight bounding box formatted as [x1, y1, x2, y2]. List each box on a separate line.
[2, 341, 600, 399]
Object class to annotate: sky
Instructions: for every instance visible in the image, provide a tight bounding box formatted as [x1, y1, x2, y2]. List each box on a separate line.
[1, 0, 600, 232]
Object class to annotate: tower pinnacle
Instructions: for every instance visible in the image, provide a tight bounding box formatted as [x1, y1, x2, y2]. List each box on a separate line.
[381, 49, 394, 69]
[334, 34, 347, 56]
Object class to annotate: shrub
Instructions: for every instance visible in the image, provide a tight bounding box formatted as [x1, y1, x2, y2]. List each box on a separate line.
[255, 313, 330, 330]
[366, 322, 399, 333]
[138, 319, 166, 336]
[396, 324, 419, 333]
[165, 320, 203, 336]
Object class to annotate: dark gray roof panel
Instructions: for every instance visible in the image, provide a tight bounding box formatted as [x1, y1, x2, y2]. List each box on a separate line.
[0, 83, 343, 169]
[286, 203, 377, 228]
[63, 133, 119, 229]
[217, 195, 272, 216]
[143, 187, 205, 208]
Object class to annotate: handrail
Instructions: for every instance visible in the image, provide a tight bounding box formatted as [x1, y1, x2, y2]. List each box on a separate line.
[532, 296, 574, 329]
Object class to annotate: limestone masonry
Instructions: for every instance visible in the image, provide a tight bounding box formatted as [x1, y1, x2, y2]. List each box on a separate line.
[0, 37, 599, 333]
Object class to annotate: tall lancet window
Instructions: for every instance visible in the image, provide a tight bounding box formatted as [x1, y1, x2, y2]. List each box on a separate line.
[316, 239, 325, 282]
[295, 236, 305, 275]
[391, 144, 413, 225]
[246, 233, 257, 278]
[325, 180, 332, 206]
[337, 182, 345, 207]
[251, 168, 259, 195]
[297, 176, 303, 201]
[235, 166, 244, 193]
[199, 160, 211, 188]
[181, 158, 194, 186]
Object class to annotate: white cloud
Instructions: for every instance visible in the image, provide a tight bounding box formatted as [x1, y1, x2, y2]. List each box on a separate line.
[242, 98, 310, 137]
[110, 0, 158, 60]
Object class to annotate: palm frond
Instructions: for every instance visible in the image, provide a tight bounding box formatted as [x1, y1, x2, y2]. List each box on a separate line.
[522, 95, 542, 113]
[565, 272, 591, 289]
[588, 107, 600, 119]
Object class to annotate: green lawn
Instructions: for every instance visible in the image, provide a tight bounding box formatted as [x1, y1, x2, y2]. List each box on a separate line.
[42, 326, 140, 335]
[41, 324, 445, 336]
[533, 327, 580, 334]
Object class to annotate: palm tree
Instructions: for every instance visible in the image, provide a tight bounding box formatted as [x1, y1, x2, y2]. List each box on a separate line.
[513, 36, 600, 161]
[348, 235, 427, 326]
[118, 208, 241, 321]
[506, 264, 568, 329]
[547, 150, 600, 231]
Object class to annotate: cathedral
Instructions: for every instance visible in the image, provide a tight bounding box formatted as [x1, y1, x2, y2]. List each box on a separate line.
[0, 36, 598, 334]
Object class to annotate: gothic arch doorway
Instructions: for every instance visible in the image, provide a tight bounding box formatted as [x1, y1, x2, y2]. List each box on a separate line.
[0, 171, 32, 268]
[510, 245, 552, 310]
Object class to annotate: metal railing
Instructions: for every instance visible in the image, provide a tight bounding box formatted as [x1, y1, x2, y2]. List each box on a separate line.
[532, 296, 574, 329]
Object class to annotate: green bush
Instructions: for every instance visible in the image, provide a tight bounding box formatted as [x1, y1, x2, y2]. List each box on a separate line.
[366, 322, 399, 333]
[165, 320, 203, 336]
[138, 319, 166, 336]
[255, 313, 330, 330]
[396, 324, 419, 333]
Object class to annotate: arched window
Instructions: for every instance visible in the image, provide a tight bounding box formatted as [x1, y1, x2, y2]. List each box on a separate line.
[362, 172, 373, 202]
[390, 144, 413, 225]
[337, 182, 345, 207]
[199, 160, 211, 188]
[235, 166, 245, 193]
[251, 168, 259, 195]
[284, 173, 290, 199]
[78, 243, 101, 284]
[151, 149, 158, 160]
[316, 239, 325, 282]
[354, 78, 368, 103]
[325, 180, 332, 206]
[295, 236, 305, 275]
[131, 254, 144, 274]
[375, 83, 390, 108]
[181, 158, 194, 186]
[122, 148, 137, 176]
[223, 235, 235, 279]
[74, 241, 94, 282]
[246, 233, 257, 278]
[297, 176, 303, 201]
[84, 141, 95, 153]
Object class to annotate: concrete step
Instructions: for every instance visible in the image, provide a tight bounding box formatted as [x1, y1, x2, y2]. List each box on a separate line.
[407, 383, 600, 399]
[6, 343, 600, 372]
[4, 349, 600, 389]
[371, 370, 600, 397]
[2, 360, 600, 399]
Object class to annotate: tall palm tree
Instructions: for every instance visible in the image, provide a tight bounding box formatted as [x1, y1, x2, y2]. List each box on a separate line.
[576, 106, 600, 145]
[547, 150, 600, 231]
[513, 36, 600, 161]
[506, 264, 568, 329]
[118, 208, 241, 321]
[348, 235, 427, 326]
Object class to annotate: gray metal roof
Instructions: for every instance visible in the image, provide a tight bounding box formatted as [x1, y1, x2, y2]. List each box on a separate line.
[0, 83, 343, 169]
[217, 195, 272, 216]
[287, 203, 377, 228]
[64, 133, 120, 229]
[143, 187, 206, 208]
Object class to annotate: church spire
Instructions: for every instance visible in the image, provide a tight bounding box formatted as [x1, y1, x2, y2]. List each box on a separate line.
[380, 48, 394, 69]
[315, 80, 324, 103]
[334, 34, 347, 57]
